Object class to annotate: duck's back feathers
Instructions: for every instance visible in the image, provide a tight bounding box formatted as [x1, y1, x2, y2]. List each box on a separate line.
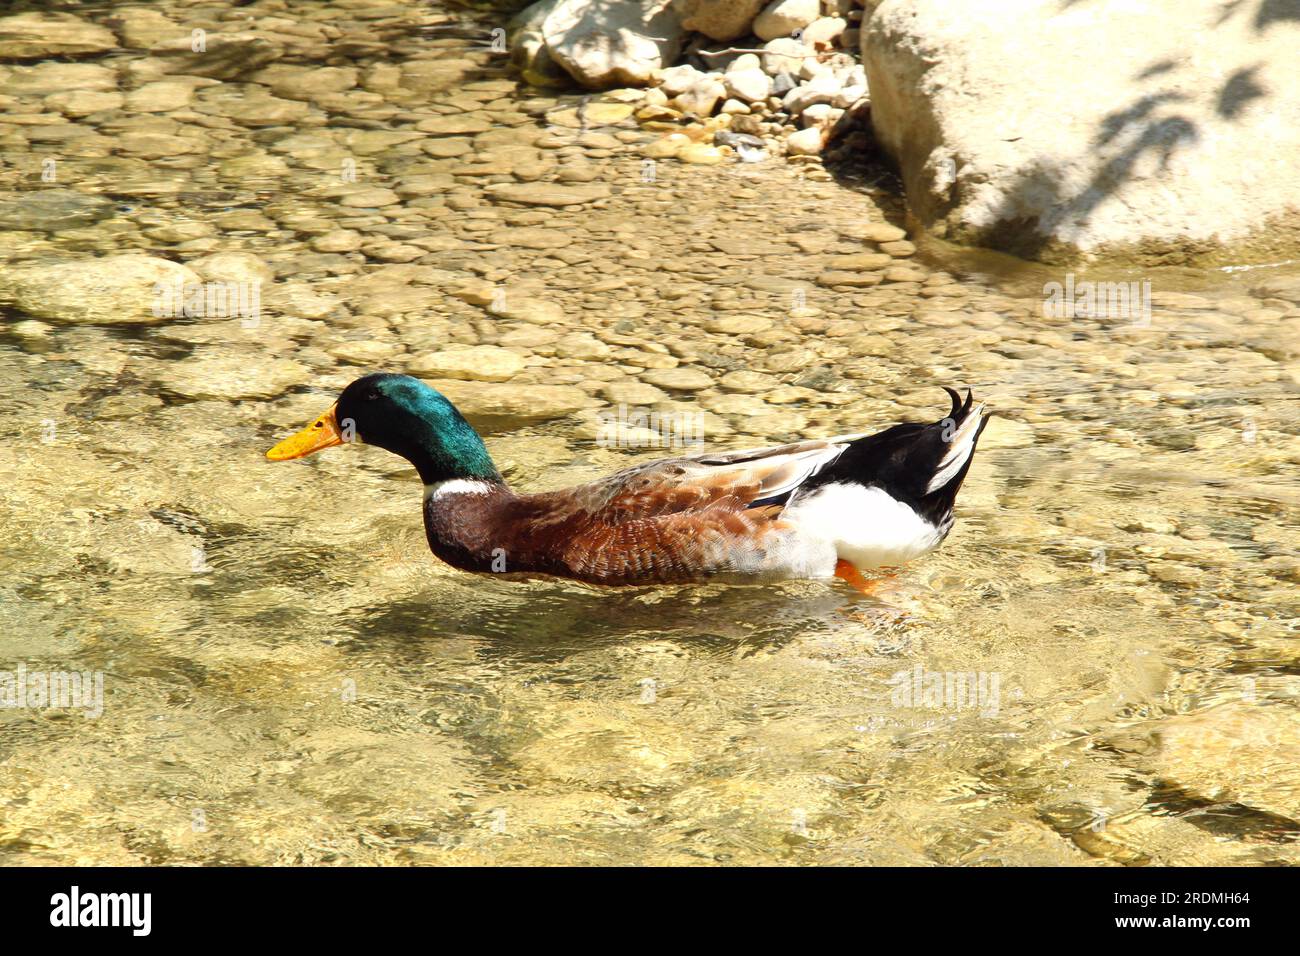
[587, 437, 852, 517]
[472, 440, 853, 584]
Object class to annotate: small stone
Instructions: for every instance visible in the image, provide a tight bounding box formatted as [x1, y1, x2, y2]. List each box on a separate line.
[642, 133, 690, 158]
[584, 102, 636, 124]
[724, 68, 773, 104]
[0, 12, 118, 58]
[772, 71, 797, 96]
[786, 127, 823, 155]
[705, 314, 773, 335]
[844, 222, 907, 243]
[642, 367, 713, 391]
[817, 271, 882, 288]
[729, 114, 765, 135]
[451, 282, 498, 306]
[10, 319, 52, 342]
[154, 32, 284, 81]
[265, 284, 339, 320]
[328, 340, 402, 365]
[718, 370, 779, 392]
[654, 64, 706, 96]
[555, 332, 612, 360]
[834, 84, 867, 109]
[187, 252, 274, 286]
[880, 240, 917, 257]
[762, 38, 811, 76]
[310, 230, 363, 253]
[423, 137, 473, 158]
[674, 77, 726, 116]
[44, 90, 123, 117]
[416, 114, 492, 135]
[251, 64, 357, 101]
[784, 71, 842, 115]
[1150, 563, 1203, 586]
[0, 254, 200, 324]
[801, 16, 847, 48]
[545, 0, 684, 89]
[1145, 703, 1300, 819]
[3, 62, 116, 95]
[602, 381, 669, 405]
[123, 80, 201, 113]
[216, 91, 310, 126]
[117, 132, 200, 159]
[800, 103, 843, 129]
[679, 143, 725, 164]
[484, 182, 611, 207]
[488, 295, 565, 324]
[144, 221, 216, 244]
[884, 265, 926, 282]
[0, 189, 115, 231]
[339, 187, 400, 208]
[704, 393, 771, 416]
[159, 354, 311, 401]
[196, 145, 274, 177]
[409, 346, 525, 383]
[753, 0, 821, 42]
[715, 130, 765, 151]
[826, 253, 893, 270]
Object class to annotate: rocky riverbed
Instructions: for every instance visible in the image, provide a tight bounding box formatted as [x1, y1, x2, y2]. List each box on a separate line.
[0, 0, 1298, 866]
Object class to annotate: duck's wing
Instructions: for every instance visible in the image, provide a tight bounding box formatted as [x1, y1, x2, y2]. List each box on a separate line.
[497, 439, 854, 584]
[560, 437, 857, 522]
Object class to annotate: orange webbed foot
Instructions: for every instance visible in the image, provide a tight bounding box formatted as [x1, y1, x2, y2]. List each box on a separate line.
[834, 561, 916, 624]
[834, 560, 894, 596]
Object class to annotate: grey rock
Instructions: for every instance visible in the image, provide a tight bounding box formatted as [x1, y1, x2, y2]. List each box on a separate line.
[0, 189, 116, 232]
[772, 71, 797, 96]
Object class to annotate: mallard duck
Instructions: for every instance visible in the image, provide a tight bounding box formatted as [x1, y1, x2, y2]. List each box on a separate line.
[267, 373, 988, 591]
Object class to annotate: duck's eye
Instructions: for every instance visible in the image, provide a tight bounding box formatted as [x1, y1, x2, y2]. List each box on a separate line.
[364, 391, 380, 401]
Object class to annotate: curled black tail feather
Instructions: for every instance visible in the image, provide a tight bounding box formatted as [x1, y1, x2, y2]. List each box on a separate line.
[804, 387, 989, 527]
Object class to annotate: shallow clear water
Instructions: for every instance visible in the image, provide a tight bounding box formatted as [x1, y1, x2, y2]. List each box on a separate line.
[1, 0, 1298, 865]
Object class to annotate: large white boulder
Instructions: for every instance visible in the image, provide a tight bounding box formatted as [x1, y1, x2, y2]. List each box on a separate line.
[543, 0, 685, 89]
[862, 0, 1300, 264]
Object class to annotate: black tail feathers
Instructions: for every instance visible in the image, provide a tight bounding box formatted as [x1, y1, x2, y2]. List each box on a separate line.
[811, 387, 989, 526]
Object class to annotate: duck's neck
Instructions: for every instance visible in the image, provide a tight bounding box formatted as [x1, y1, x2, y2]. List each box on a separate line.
[390, 416, 503, 489]
[406, 442, 502, 489]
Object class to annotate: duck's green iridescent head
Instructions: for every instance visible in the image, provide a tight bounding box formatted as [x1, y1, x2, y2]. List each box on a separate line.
[267, 373, 501, 486]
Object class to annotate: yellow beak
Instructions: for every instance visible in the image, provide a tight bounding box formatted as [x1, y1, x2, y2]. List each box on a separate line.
[267, 405, 345, 461]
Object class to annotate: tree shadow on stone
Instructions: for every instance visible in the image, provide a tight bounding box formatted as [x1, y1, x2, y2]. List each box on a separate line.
[1254, 0, 1300, 28]
[953, 1, 1282, 262]
[971, 112, 1201, 262]
[1217, 64, 1267, 117]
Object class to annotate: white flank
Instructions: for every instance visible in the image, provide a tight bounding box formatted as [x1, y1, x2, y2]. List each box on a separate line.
[424, 478, 494, 501]
[785, 483, 948, 569]
[927, 402, 986, 494]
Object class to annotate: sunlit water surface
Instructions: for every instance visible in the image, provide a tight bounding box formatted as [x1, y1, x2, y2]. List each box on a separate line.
[0, 0, 1297, 865]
